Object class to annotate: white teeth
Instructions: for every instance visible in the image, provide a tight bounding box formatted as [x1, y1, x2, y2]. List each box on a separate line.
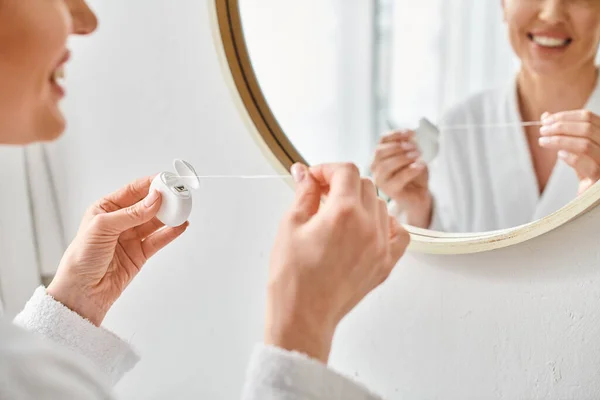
[532, 35, 569, 48]
[52, 66, 65, 83]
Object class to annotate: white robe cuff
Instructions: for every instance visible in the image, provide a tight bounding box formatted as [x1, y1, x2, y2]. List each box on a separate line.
[389, 198, 445, 232]
[242, 343, 382, 400]
[12, 286, 139, 386]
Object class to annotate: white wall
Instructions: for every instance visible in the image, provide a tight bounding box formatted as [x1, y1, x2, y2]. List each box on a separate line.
[47, 1, 600, 399]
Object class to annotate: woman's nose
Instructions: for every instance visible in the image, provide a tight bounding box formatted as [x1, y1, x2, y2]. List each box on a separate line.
[69, 1, 99, 36]
[539, 0, 567, 24]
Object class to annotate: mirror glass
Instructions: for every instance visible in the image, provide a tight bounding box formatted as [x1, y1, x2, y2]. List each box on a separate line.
[239, 0, 600, 234]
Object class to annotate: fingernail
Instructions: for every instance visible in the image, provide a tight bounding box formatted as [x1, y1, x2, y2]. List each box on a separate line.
[291, 164, 306, 183]
[401, 141, 415, 150]
[410, 161, 425, 169]
[558, 150, 570, 159]
[541, 114, 554, 124]
[144, 189, 160, 207]
[539, 125, 551, 135]
[539, 137, 551, 146]
[407, 151, 420, 159]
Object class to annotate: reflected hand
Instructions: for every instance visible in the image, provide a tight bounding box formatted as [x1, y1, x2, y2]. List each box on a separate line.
[371, 130, 432, 227]
[47, 176, 189, 326]
[539, 110, 600, 194]
[266, 163, 410, 363]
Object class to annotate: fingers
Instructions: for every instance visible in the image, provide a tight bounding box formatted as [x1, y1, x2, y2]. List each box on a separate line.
[373, 150, 421, 183]
[361, 178, 378, 211]
[376, 216, 409, 287]
[309, 163, 361, 199]
[374, 141, 417, 161]
[289, 163, 324, 223]
[388, 214, 400, 238]
[557, 151, 600, 181]
[388, 223, 410, 264]
[540, 121, 600, 148]
[543, 109, 600, 129]
[95, 175, 156, 213]
[388, 161, 427, 190]
[538, 135, 600, 162]
[377, 198, 390, 245]
[142, 221, 189, 259]
[135, 217, 166, 239]
[92, 189, 162, 234]
[539, 109, 600, 184]
[380, 130, 415, 144]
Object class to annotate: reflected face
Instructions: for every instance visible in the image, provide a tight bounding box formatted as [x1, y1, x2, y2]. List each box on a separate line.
[503, 0, 600, 76]
[0, 0, 97, 146]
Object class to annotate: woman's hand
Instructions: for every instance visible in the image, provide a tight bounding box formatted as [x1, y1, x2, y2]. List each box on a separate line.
[539, 110, 600, 194]
[47, 176, 189, 326]
[371, 130, 433, 227]
[266, 163, 410, 363]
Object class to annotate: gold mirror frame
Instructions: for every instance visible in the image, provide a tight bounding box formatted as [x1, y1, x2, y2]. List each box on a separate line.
[209, 0, 600, 254]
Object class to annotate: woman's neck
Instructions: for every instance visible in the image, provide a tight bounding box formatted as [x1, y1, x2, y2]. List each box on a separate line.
[517, 63, 598, 122]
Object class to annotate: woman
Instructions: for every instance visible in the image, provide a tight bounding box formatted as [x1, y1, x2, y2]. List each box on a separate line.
[372, 0, 600, 233]
[2, 0, 189, 383]
[0, 0, 409, 398]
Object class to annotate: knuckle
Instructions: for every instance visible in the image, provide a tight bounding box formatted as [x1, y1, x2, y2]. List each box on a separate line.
[581, 140, 593, 154]
[378, 198, 388, 211]
[85, 203, 100, 217]
[89, 213, 109, 231]
[364, 227, 379, 248]
[341, 162, 360, 178]
[361, 177, 376, 192]
[282, 210, 300, 227]
[581, 110, 593, 122]
[333, 200, 357, 221]
[126, 204, 142, 220]
[93, 200, 109, 213]
[399, 228, 411, 245]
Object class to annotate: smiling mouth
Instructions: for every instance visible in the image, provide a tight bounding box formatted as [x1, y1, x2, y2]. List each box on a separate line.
[51, 66, 65, 87]
[528, 33, 572, 48]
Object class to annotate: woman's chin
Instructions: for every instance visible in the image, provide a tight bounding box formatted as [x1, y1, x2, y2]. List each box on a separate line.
[523, 59, 577, 78]
[34, 113, 67, 143]
[522, 51, 596, 78]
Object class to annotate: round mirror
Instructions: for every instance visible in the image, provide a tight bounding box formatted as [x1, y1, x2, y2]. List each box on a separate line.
[211, 0, 600, 254]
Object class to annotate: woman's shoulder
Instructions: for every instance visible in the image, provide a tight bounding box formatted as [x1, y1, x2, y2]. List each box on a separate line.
[440, 86, 511, 126]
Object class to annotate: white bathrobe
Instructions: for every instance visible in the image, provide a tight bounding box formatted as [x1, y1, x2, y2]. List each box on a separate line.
[1, 287, 380, 399]
[424, 78, 600, 233]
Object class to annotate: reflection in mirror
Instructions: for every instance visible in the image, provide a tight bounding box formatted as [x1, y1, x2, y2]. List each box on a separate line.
[240, 0, 600, 234]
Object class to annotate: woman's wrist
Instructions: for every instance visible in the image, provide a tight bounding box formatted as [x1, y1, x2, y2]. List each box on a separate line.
[264, 320, 334, 365]
[402, 191, 433, 228]
[47, 279, 107, 327]
[264, 287, 336, 364]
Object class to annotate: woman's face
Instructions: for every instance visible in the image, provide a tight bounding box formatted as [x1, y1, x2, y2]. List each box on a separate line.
[0, 0, 97, 145]
[503, 0, 600, 77]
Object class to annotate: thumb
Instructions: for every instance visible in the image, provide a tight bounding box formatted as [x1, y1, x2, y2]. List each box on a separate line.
[289, 163, 322, 223]
[388, 216, 410, 264]
[95, 189, 162, 234]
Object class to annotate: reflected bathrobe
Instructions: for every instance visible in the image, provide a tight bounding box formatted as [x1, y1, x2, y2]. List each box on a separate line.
[393, 78, 600, 233]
